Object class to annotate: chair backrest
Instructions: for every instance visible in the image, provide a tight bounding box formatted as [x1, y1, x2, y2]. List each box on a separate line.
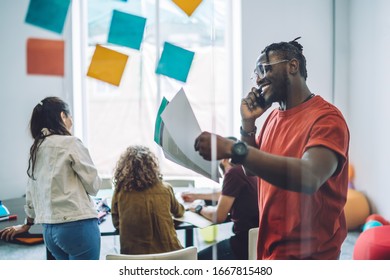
[248, 227, 259, 260]
[164, 179, 195, 189]
[106, 246, 198, 260]
[100, 177, 113, 189]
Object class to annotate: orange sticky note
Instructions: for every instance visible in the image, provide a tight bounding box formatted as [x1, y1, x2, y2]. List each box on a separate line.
[27, 38, 64, 76]
[172, 0, 203, 17]
[87, 45, 129, 86]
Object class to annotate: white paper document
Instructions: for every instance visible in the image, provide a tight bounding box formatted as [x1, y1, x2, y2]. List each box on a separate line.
[174, 211, 214, 229]
[155, 88, 221, 182]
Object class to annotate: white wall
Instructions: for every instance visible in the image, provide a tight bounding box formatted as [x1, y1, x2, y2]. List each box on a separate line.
[348, 0, 390, 217]
[0, 0, 73, 199]
[240, 0, 335, 131]
[240, 0, 334, 102]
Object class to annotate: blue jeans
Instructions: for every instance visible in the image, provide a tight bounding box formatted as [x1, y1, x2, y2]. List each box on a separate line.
[43, 218, 101, 260]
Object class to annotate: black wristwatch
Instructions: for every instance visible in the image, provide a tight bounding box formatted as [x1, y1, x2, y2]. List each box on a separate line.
[231, 141, 248, 164]
[24, 218, 34, 226]
[195, 205, 203, 214]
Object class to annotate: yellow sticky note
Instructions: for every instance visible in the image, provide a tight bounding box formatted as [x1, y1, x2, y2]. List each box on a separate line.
[87, 45, 129, 86]
[172, 0, 203, 17]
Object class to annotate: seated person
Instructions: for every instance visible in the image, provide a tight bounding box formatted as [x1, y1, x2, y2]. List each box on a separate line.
[182, 155, 259, 260]
[111, 145, 185, 254]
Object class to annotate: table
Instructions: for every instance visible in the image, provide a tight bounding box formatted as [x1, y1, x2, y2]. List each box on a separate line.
[0, 196, 197, 260]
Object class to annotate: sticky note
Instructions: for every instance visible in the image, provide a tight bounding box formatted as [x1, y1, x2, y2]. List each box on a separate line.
[154, 97, 169, 144]
[171, 0, 203, 17]
[87, 45, 129, 86]
[107, 10, 147, 50]
[27, 38, 64, 76]
[25, 0, 71, 34]
[156, 42, 194, 83]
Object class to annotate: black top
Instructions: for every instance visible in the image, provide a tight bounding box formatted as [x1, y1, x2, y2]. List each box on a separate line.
[222, 165, 259, 259]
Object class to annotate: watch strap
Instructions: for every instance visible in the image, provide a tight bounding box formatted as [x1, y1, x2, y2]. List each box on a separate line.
[240, 126, 257, 137]
[195, 205, 203, 214]
[231, 141, 248, 164]
[24, 218, 34, 226]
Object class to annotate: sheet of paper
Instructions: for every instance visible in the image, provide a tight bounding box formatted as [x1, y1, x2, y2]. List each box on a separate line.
[174, 211, 213, 229]
[162, 149, 215, 181]
[172, 0, 203, 17]
[87, 45, 129, 86]
[25, 0, 71, 34]
[161, 127, 219, 180]
[160, 88, 220, 182]
[155, 42, 194, 82]
[107, 10, 147, 50]
[155, 98, 214, 179]
[27, 38, 64, 76]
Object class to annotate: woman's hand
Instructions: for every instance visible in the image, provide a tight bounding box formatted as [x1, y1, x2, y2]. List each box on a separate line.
[0, 224, 30, 241]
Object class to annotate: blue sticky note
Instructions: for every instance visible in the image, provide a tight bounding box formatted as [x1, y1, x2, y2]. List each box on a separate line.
[25, 0, 71, 34]
[154, 97, 169, 145]
[156, 42, 194, 83]
[107, 10, 147, 50]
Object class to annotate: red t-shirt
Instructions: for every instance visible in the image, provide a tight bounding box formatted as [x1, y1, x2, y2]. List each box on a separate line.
[256, 95, 350, 259]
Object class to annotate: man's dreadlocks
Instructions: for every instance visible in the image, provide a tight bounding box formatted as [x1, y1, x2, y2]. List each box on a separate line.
[261, 37, 308, 80]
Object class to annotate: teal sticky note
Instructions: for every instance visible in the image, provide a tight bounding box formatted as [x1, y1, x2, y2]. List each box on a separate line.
[154, 97, 169, 145]
[107, 10, 147, 50]
[156, 42, 195, 83]
[25, 0, 71, 34]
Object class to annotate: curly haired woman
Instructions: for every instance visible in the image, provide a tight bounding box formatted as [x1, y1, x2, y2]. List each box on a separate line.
[111, 145, 185, 254]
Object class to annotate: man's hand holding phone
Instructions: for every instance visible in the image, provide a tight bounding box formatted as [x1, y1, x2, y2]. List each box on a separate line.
[240, 87, 270, 122]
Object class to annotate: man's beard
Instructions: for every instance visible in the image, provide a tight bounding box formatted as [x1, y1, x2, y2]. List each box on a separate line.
[264, 70, 290, 106]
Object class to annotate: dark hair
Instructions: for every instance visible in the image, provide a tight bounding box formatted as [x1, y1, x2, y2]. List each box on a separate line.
[113, 145, 162, 192]
[27, 97, 71, 179]
[261, 37, 308, 80]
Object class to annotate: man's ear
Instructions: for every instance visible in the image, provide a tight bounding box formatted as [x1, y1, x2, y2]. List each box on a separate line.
[289, 59, 300, 75]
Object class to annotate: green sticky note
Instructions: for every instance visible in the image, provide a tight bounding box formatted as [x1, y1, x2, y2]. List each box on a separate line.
[154, 97, 169, 144]
[156, 42, 195, 83]
[107, 10, 147, 50]
[25, 0, 71, 34]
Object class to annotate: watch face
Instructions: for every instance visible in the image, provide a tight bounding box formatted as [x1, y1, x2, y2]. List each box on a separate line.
[236, 143, 246, 155]
[231, 141, 248, 164]
[195, 205, 202, 213]
[234, 142, 247, 155]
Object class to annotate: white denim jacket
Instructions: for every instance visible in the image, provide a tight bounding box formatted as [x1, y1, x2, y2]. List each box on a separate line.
[24, 129, 102, 224]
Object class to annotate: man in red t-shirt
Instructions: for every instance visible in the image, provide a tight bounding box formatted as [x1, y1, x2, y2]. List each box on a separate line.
[194, 37, 350, 259]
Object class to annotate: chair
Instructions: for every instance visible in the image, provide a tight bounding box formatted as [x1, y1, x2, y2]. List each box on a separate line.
[106, 246, 198, 260]
[164, 179, 195, 189]
[248, 227, 259, 260]
[353, 225, 390, 260]
[100, 177, 114, 189]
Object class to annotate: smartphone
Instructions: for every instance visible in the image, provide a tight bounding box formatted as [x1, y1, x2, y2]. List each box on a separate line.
[253, 88, 266, 108]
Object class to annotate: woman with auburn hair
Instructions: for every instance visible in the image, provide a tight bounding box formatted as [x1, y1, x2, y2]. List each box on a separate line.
[111, 145, 185, 254]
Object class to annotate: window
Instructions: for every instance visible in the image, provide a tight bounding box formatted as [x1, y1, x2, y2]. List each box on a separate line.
[84, 0, 233, 179]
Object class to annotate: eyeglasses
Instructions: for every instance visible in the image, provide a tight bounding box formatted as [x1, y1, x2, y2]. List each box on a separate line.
[253, 59, 290, 80]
